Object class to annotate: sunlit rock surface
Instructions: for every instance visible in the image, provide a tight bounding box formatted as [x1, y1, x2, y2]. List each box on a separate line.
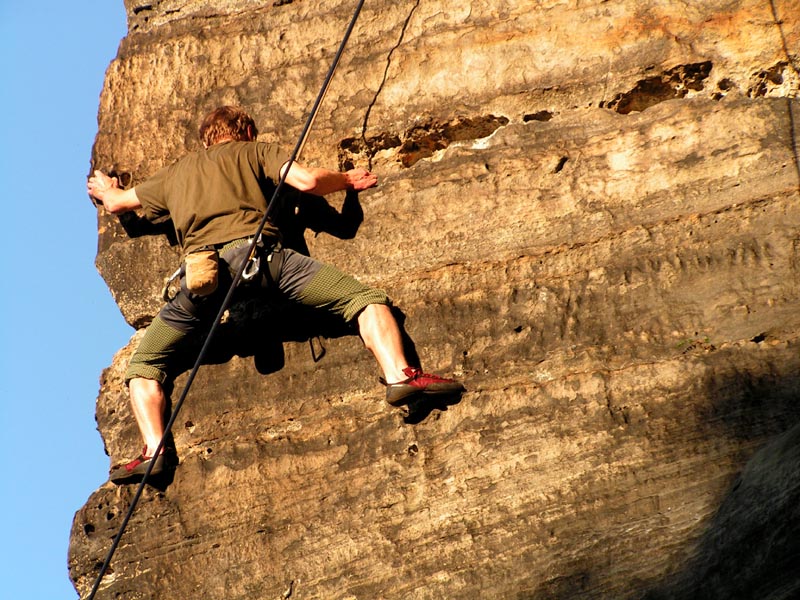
[70, 1, 800, 598]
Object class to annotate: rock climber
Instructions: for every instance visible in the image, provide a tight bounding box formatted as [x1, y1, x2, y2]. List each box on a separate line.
[88, 105, 463, 484]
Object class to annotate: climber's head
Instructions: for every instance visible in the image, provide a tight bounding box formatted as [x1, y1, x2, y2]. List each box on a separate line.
[199, 106, 258, 148]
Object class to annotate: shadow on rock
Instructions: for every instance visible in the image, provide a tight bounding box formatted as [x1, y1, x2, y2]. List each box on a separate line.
[523, 347, 800, 600]
[643, 421, 800, 600]
[189, 301, 419, 378]
[641, 349, 800, 599]
[118, 211, 179, 246]
[403, 388, 465, 425]
[134, 460, 177, 492]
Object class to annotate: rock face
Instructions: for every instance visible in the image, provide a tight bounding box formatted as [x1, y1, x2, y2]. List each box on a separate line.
[70, 1, 800, 598]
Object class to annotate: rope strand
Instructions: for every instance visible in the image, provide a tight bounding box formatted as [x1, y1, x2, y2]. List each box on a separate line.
[85, 2, 366, 597]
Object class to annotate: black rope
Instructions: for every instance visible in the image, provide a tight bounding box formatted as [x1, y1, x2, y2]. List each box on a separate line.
[86, 1, 366, 597]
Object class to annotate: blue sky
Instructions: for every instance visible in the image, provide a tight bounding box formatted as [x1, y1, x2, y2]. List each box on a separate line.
[0, 2, 130, 598]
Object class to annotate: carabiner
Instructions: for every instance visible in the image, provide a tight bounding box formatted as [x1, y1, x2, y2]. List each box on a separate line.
[162, 267, 182, 302]
[242, 254, 261, 281]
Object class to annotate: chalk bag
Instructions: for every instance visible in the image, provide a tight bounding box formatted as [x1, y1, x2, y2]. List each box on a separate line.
[185, 247, 219, 296]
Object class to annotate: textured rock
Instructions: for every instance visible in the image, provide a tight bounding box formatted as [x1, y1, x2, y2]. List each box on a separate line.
[71, 1, 800, 599]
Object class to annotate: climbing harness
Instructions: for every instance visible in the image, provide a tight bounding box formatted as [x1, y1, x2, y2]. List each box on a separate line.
[86, 1, 367, 598]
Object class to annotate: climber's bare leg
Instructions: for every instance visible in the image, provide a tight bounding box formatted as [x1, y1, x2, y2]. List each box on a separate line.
[128, 377, 166, 457]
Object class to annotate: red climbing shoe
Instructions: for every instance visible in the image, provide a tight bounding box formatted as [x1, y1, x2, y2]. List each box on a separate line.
[380, 367, 464, 407]
[110, 448, 166, 484]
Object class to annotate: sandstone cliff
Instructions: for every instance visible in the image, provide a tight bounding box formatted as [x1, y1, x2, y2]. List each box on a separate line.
[70, 1, 800, 598]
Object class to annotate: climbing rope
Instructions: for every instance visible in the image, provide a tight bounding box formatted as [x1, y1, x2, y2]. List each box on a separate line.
[85, 1, 366, 598]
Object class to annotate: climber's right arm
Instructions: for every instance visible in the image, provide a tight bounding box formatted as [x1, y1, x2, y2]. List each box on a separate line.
[281, 162, 378, 196]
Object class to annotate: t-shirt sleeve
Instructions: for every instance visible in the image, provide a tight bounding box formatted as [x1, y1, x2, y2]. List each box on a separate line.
[257, 142, 290, 183]
[134, 166, 171, 224]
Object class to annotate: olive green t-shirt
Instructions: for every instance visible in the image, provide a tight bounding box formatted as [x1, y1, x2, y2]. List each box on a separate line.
[135, 141, 289, 255]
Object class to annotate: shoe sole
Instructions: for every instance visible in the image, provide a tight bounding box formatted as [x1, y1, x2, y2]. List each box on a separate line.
[110, 455, 166, 484]
[386, 389, 424, 407]
[386, 384, 464, 407]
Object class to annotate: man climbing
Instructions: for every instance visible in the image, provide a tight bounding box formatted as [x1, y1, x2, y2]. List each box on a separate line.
[88, 106, 463, 484]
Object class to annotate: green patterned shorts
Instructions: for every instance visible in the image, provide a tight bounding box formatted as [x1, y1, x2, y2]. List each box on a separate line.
[125, 247, 389, 384]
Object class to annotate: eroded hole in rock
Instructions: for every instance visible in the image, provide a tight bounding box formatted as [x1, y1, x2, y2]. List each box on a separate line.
[554, 156, 569, 173]
[607, 61, 713, 114]
[713, 78, 738, 100]
[93, 561, 111, 573]
[748, 62, 789, 97]
[107, 170, 132, 188]
[338, 115, 509, 169]
[83, 523, 95, 536]
[611, 78, 674, 114]
[338, 132, 401, 170]
[399, 115, 510, 167]
[523, 110, 553, 122]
